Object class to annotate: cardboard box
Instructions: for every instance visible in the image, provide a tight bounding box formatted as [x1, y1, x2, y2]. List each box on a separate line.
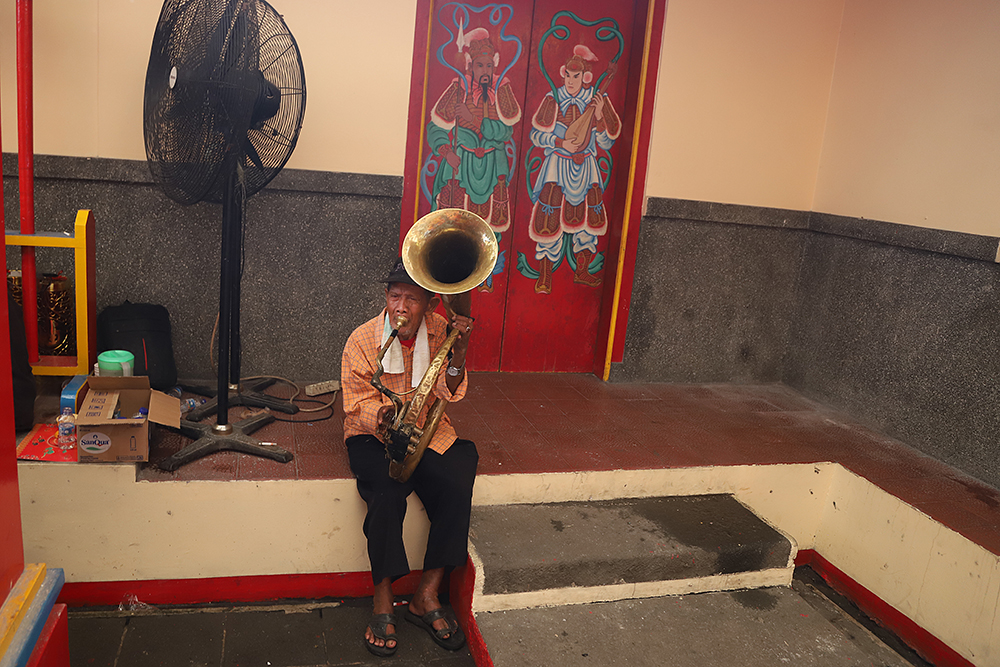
[76, 376, 180, 463]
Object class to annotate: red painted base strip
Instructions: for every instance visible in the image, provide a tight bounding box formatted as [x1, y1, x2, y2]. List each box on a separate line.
[795, 550, 974, 667]
[25, 604, 69, 667]
[58, 550, 973, 667]
[450, 555, 492, 667]
[58, 570, 423, 608]
[60, 564, 491, 663]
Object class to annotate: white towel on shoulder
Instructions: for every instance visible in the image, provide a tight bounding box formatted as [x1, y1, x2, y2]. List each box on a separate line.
[381, 312, 430, 388]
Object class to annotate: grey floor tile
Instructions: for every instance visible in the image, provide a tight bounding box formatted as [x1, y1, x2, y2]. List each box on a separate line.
[68, 615, 127, 667]
[222, 609, 327, 667]
[117, 613, 225, 666]
[423, 657, 477, 666]
[317, 604, 377, 665]
[477, 585, 920, 667]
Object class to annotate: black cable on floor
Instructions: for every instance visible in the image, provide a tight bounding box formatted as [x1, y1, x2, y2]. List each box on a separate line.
[272, 398, 336, 423]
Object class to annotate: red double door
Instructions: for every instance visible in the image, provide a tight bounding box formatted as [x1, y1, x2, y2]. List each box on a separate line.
[403, 0, 653, 372]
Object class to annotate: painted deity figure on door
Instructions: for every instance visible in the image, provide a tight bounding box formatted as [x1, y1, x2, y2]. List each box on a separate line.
[425, 12, 523, 291]
[518, 12, 623, 296]
[527, 45, 620, 293]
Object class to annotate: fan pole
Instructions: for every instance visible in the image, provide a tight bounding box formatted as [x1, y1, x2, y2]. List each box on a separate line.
[215, 166, 240, 430]
[182, 163, 298, 426]
[158, 164, 293, 472]
[230, 189, 242, 390]
[177, 168, 300, 427]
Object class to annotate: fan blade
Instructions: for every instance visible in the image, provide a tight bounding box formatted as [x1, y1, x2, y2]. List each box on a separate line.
[244, 132, 266, 171]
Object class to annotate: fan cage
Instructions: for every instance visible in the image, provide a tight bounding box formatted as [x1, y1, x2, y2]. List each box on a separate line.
[144, 0, 306, 206]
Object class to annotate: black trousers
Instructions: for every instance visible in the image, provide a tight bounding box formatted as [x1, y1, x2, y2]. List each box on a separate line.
[346, 435, 479, 585]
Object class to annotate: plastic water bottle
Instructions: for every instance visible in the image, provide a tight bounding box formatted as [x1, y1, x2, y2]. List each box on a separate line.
[56, 407, 77, 451]
[180, 398, 205, 415]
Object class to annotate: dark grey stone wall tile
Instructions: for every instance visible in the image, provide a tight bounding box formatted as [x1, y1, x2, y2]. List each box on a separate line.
[269, 168, 402, 197]
[645, 197, 809, 230]
[809, 211, 999, 263]
[610, 215, 805, 383]
[2, 153, 402, 198]
[3, 157, 399, 381]
[234, 188, 398, 381]
[618, 198, 1000, 489]
[783, 233, 1000, 488]
[643, 197, 713, 221]
[709, 201, 809, 229]
[1, 153, 153, 184]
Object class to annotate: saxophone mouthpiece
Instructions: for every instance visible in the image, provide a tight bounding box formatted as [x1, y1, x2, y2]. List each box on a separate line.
[393, 316, 408, 331]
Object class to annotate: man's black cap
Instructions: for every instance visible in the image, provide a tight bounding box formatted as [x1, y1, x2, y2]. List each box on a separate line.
[381, 257, 420, 287]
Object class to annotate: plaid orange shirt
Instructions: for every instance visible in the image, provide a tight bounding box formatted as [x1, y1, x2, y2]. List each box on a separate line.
[341, 309, 468, 454]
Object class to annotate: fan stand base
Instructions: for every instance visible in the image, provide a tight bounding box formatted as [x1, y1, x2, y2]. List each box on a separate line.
[158, 411, 293, 472]
[183, 377, 300, 421]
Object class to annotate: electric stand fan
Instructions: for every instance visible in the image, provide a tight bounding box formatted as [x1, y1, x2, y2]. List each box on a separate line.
[143, 0, 306, 471]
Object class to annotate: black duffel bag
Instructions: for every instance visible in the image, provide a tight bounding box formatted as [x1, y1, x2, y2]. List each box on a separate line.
[97, 301, 178, 390]
[8, 291, 37, 431]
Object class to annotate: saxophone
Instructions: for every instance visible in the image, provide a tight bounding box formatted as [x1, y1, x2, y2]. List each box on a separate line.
[370, 209, 497, 482]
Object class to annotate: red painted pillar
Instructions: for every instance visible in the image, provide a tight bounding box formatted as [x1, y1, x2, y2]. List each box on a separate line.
[0, 200, 24, 603]
[1, 49, 5, 231]
[18, 0, 39, 363]
[0, 9, 26, 604]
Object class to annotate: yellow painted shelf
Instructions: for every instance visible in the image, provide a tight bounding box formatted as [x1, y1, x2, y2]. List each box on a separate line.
[5, 210, 97, 376]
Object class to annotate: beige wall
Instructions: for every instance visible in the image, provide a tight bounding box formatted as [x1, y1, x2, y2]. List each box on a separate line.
[3, 0, 999, 235]
[813, 467, 1000, 666]
[811, 0, 1000, 235]
[1, 0, 152, 160]
[645, 0, 1000, 236]
[644, 0, 844, 212]
[0, 0, 415, 175]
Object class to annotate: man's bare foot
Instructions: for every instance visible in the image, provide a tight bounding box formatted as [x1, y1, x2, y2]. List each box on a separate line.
[408, 595, 453, 637]
[406, 567, 465, 651]
[409, 568, 451, 636]
[365, 578, 397, 653]
[406, 587, 465, 651]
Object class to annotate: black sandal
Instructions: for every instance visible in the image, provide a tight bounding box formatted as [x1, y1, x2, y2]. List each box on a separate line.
[405, 606, 466, 651]
[365, 613, 398, 657]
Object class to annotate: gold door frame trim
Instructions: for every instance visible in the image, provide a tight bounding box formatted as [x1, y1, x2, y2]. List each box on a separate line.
[603, 0, 659, 380]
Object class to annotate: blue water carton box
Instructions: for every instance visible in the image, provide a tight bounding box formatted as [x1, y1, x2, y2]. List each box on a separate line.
[75, 376, 180, 462]
[60, 375, 88, 413]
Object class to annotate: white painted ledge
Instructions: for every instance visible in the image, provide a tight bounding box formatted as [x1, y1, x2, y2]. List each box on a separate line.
[17, 460, 999, 665]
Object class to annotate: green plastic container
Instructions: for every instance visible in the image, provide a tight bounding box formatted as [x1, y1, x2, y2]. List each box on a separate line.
[97, 350, 134, 377]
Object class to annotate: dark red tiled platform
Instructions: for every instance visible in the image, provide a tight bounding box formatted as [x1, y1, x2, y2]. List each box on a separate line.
[138, 373, 1000, 556]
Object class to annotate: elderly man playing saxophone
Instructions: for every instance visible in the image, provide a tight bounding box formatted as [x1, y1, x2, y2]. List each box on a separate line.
[341, 256, 478, 657]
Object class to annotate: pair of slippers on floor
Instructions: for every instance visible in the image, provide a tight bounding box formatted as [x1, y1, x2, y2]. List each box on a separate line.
[366, 606, 465, 657]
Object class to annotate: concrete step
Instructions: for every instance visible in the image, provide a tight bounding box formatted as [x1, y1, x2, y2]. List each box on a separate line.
[468, 494, 795, 612]
[474, 581, 916, 667]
